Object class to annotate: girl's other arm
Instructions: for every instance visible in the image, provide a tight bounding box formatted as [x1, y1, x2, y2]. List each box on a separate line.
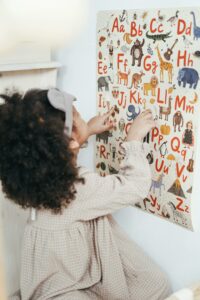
[72, 110, 155, 221]
[73, 140, 151, 221]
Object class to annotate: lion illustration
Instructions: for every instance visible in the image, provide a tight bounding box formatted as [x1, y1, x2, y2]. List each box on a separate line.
[143, 76, 159, 96]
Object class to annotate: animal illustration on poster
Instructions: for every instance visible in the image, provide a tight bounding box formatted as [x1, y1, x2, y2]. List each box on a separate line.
[96, 8, 200, 230]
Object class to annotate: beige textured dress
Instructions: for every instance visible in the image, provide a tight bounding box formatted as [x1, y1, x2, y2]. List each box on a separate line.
[11, 140, 171, 300]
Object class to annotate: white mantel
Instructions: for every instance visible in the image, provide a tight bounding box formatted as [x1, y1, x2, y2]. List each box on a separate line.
[0, 61, 61, 72]
[0, 61, 61, 93]
[0, 59, 61, 296]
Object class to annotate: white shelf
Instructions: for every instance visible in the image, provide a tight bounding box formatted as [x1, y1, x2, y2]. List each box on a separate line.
[0, 61, 61, 72]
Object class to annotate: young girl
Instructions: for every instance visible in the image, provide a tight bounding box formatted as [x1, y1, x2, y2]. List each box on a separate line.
[0, 88, 171, 300]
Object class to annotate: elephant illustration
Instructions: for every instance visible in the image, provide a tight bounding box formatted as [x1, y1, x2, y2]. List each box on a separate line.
[97, 76, 112, 92]
[96, 131, 112, 144]
[177, 68, 199, 89]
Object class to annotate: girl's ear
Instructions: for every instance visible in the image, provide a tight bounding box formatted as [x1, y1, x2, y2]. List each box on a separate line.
[69, 139, 80, 150]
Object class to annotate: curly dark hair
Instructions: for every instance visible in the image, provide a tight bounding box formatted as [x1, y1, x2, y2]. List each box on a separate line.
[0, 88, 84, 213]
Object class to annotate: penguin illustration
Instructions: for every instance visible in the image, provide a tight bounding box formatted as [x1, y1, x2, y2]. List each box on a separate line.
[146, 151, 154, 164]
[108, 165, 119, 174]
[194, 50, 200, 57]
[159, 141, 168, 158]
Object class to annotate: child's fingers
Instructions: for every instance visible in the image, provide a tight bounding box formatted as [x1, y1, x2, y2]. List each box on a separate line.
[142, 109, 152, 115]
[147, 120, 157, 129]
[104, 106, 115, 117]
[107, 123, 114, 130]
[103, 107, 115, 124]
[104, 121, 114, 130]
[144, 110, 153, 117]
[140, 110, 153, 119]
[143, 111, 153, 120]
[103, 116, 109, 125]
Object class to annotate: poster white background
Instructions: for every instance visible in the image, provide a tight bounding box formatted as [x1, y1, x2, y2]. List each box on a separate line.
[56, 0, 200, 292]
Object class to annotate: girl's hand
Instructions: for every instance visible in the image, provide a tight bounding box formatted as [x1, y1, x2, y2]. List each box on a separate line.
[126, 109, 156, 142]
[87, 107, 115, 136]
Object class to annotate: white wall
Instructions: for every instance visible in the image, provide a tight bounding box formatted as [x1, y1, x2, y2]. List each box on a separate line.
[55, 0, 200, 292]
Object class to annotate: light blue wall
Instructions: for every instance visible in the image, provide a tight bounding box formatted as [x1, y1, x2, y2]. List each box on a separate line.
[55, 0, 200, 292]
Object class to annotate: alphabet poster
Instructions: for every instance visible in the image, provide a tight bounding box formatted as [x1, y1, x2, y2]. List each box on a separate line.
[96, 8, 200, 230]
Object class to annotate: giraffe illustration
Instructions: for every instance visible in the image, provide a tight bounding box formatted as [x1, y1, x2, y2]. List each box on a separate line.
[156, 46, 173, 83]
